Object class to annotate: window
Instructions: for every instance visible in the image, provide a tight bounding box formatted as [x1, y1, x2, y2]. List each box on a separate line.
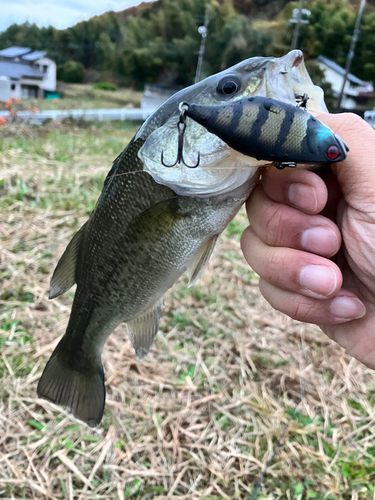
[40, 64, 48, 74]
[11, 84, 15, 90]
[21, 85, 39, 98]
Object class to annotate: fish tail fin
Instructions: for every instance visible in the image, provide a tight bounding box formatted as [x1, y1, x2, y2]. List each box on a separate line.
[37, 338, 105, 427]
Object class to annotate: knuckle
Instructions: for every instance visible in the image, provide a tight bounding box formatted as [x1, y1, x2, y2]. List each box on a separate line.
[290, 297, 316, 322]
[263, 204, 287, 246]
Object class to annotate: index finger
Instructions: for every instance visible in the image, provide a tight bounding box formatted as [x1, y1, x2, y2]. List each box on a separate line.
[260, 167, 329, 215]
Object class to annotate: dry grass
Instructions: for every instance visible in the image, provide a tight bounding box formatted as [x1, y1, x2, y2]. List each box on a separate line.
[1, 123, 375, 499]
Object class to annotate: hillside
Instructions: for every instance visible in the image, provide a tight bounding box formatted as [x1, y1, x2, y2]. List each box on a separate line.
[0, 0, 375, 87]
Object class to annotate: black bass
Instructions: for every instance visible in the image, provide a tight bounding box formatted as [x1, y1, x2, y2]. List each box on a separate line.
[183, 96, 348, 165]
[38, 50, 335, 427]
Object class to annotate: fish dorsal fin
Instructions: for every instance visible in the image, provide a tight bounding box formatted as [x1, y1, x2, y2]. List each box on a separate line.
[187, 234, 218, 288]
[49, 225, 85, 299]
[126, 300, 163, 361]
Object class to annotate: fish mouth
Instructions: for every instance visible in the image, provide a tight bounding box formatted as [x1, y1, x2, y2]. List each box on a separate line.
[263, 50, 328, 113]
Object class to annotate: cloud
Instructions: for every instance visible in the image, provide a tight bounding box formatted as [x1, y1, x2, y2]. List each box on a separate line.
[0, 0, 152, 33]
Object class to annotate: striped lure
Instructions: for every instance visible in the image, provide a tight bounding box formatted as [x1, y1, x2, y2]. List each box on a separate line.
[183, 96, 349, 166]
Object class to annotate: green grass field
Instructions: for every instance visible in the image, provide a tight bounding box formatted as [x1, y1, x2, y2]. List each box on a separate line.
[1, 122, 375, 499]
[23, 83, 143, 111]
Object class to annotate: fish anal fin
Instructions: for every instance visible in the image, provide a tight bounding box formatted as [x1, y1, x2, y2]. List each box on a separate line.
[187, 235, 218, 288]
[37, 338, 105, 427]
[126, 301, 162, 361]
[49, 225, 85, 299]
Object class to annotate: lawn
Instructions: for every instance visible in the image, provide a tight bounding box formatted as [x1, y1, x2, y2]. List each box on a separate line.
[0, 121, 375, 499]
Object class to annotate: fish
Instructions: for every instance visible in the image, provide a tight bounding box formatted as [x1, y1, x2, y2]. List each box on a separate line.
[37, 49, 337, 427]
[182, 96, 348, 166]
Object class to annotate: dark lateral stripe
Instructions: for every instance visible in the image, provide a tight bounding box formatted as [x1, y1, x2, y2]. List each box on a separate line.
[229, 99, 243, 131]
[249, 99, 270, 142]
[276, 104, 295, 148]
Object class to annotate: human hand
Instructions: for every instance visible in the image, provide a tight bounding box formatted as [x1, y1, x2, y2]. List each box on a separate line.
[241, 113, 375, 369]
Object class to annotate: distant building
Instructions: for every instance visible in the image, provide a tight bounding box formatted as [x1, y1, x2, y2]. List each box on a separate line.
[316, 55, 373, 110]
[0, 46, 56, 101]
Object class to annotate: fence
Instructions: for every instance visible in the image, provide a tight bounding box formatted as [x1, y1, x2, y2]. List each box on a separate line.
[0, 108, 154, 125]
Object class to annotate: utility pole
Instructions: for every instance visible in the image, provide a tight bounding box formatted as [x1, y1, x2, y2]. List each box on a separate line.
[336, 0, 367, 111]
[289, 0, 310, 50]
[195, 7, 209, 84]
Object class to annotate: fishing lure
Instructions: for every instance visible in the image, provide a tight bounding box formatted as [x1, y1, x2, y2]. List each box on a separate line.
[180, 96, 349, 168]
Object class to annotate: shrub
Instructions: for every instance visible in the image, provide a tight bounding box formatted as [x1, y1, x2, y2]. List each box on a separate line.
[93, 82, 118, 91]
[57, 61, 84, 83]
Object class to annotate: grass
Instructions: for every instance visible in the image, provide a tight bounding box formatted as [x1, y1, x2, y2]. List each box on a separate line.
[1, 121, 375, 499]
[23, 83, 143, 111]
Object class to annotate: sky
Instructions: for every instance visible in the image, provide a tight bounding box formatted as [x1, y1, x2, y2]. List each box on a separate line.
[0, 0, 152, 33]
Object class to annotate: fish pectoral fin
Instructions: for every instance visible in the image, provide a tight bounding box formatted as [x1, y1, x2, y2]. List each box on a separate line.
[187, 234, 218, 288]
[126, 300, 163, 361]
[49, 224, 85, 299]
[37, 337, 105, 427]
[126, 197, 184, 244]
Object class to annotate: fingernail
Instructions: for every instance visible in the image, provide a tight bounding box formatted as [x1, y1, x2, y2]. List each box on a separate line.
[301, 227, 339, 254]
[288, 183, 318, 212]
[330, 296, 366, 319]
[300, 265, 337, 296]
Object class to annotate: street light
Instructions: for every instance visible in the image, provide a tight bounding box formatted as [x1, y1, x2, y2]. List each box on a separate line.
[195, 9, 209, 83]
[289, 1, 311, 49]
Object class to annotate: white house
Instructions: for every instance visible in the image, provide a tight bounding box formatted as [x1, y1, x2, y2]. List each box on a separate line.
[316, 55, 373, 110]
[0, 46, 56, 100]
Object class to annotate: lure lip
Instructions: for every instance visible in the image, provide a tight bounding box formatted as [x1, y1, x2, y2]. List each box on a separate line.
[334, 133, 350, 153]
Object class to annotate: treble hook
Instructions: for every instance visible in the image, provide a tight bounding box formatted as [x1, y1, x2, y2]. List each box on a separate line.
[161, 103, 200, 168]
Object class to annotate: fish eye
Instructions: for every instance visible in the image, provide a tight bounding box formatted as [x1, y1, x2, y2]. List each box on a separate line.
[326, 145, 340, 160]
[217, 76, 241, 96]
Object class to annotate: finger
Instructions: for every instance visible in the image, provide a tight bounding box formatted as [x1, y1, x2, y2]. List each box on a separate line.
[260, 167, 328, 214]
[241, 226, 342, 300]
[317, 169, 342, 222]
[259, 279, 366, 324]
[316, 113, 375, 205]
[246, 186, 341, 257]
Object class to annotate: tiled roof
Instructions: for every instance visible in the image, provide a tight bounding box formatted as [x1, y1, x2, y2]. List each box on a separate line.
[0, 61, 43, 80]
[0, 46, 32, 58]
[317, 55, 370, 86]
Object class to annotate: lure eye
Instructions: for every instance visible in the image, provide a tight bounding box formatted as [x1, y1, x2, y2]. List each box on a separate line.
[326, 145, 340, 160]
[217, 76, 241, 96]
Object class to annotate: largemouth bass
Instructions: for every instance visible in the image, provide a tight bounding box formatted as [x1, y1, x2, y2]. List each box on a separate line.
[38, 50, 335, 427]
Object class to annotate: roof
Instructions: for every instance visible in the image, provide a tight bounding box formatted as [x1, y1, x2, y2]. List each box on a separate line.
[22, 51, 47, 61]
[0, 61, 43, 80]
[0, 46, 32, 58]
[317, 55, 370, 86]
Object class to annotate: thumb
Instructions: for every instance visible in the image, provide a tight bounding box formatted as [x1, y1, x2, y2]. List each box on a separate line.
[316, 112, 375, 208]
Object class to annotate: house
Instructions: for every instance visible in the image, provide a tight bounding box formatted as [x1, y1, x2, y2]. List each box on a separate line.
[0, 46, 56, 101]
[316, 55, 373, 110]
